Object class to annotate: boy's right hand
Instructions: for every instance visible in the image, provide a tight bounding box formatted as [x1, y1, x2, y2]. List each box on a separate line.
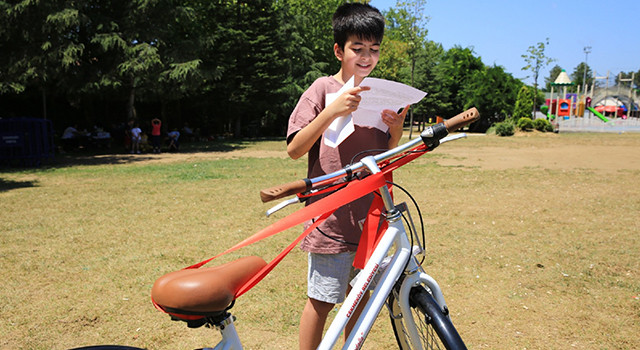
[329, 86, 371, 118]
[286, 86, 369, 160]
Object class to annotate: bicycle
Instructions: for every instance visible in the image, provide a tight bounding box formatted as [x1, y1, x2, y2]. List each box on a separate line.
[151, 107, 480, 350]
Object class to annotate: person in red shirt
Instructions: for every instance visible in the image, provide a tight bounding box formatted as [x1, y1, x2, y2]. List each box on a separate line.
[151, 118, 162, 153]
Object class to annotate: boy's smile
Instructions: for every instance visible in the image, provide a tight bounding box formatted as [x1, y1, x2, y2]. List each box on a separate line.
[334, 35, 380, 85]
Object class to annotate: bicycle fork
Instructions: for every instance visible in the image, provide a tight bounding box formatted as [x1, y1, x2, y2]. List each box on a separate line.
[395, 269, 450, 350]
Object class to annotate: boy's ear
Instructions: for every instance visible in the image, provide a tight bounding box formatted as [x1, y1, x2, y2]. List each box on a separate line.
[333, 43, 343, 61]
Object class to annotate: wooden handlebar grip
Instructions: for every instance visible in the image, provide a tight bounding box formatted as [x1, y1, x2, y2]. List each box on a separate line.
[260, 179, 310, 203]
[443, 107, 480, 133]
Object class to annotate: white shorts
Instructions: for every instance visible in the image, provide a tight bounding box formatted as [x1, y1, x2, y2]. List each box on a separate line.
[307, 252, 358, 304]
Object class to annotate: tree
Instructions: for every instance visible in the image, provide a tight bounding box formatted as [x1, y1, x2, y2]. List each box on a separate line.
[616, 70, 639, 88]
[0, 1, 88, 119]
[544, 65, 563, 91]
[225, 0, 290, 136]
[434, 46, 484, 119]
[461, 64, 522, 132]
[272, 0, 343, 135]
[383, 0, 428, 137]
[521, 38, 555, 114]
[411, 40, 445, 125]
[0, 0, 534, 138]
[571, 62, 593, 92]
[372, 36, 410, 82]
[512, 85, 534, 121]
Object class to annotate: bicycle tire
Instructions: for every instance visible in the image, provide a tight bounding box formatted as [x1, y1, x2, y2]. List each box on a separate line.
[389, 286, 466, 350]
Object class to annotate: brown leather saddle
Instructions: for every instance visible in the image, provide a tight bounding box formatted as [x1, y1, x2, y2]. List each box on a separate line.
[151, 256, 267, 325]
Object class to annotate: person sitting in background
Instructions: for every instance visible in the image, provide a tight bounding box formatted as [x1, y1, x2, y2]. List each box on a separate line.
[61, 124, 83, 151]
[130, 123, 142, 154]
[167, 129, 180, 152]
[91, 124, 112, 148]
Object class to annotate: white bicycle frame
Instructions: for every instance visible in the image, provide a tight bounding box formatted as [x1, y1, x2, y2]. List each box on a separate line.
[207, 134, 465, 350]
[208, 207, 448, 350]
[319, 155, 449, 350]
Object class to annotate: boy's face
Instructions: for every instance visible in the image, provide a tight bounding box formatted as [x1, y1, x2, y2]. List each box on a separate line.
[334, 35, 380, 80]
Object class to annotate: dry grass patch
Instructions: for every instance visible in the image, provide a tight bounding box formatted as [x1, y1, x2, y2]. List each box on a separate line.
[1, 133, 639, 349]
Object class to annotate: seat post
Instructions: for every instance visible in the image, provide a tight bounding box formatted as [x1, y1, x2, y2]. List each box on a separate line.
[212, 312, 243, 349]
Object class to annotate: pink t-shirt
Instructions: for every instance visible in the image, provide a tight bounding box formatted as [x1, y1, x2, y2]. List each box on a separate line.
[287, 76, 389, 254]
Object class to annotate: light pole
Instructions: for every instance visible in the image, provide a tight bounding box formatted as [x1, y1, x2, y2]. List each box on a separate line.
[582, 46, 591, 94]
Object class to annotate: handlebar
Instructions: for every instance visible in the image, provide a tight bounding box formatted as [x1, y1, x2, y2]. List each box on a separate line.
[260, 107, 479, 203]
[259, 179, 310, 203]
[444, 107, 480, 135]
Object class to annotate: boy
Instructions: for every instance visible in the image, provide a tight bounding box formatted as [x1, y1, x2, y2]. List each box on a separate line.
[286, 3, 408, 349]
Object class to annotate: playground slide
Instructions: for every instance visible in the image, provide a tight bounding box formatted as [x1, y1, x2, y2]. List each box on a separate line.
[587, 106, 610, 123]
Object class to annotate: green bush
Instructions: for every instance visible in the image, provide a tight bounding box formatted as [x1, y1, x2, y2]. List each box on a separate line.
[533, 118, 553, 132]
[494, 120, 515, 136]
[512, 85, 534, 121]
[517, 117, 534, 131]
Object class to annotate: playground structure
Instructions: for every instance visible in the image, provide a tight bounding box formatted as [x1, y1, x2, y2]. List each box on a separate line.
[544, 69, 640, 132]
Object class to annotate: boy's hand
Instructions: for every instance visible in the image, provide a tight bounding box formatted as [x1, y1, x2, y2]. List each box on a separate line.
[286, 85, 370, 160]
[382, 104, 410, 129]
[383, 105, 410, 148]
[330, 86, 371, 118]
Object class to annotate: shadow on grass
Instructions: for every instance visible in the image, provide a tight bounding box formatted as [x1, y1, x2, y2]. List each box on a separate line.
[2, 139, 257, 169]
[0, 178, 39, 192]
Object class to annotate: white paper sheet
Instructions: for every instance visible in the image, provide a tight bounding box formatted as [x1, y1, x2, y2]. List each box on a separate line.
[323, 77, 427, 148]
[323, 76, 355, 148]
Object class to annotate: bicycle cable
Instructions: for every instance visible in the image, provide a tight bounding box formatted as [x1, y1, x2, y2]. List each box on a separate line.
[309, 189, 384, 247]
[349, 149, 389, 166]
[311, 217, 358, 246]
[386, 180, 427, 266]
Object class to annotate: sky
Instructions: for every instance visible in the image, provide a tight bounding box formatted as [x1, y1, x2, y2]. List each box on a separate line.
[369, 0, 640, 86]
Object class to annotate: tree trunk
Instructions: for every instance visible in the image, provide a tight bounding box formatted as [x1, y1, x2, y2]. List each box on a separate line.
[127, 77, 136, 121]
[532, 85, 537, 118]
[408, 58, 416, 138]
[532, 71, 538, 118]
[234, 116, 242, 138]
[41, 86, 47, 119]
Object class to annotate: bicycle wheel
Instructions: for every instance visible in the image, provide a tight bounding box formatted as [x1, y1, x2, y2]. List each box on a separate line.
[389, 286, 466, 350]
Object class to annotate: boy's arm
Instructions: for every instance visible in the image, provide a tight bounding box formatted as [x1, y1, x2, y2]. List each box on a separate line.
[287, 86, 370, 159]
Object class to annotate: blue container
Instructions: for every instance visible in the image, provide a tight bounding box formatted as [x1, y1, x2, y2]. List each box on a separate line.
[0, 117, 55, 167]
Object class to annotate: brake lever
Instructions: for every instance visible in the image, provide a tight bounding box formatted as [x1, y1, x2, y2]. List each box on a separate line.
[440, 133, 468, 143]
[266, 196, 304, 217]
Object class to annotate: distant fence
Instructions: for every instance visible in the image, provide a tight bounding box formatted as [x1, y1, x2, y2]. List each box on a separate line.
[0, 117, 55, 167]
[558, 117, 640, 133]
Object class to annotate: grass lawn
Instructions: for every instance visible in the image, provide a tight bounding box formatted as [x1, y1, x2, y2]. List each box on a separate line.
[1, 132, 639, 349]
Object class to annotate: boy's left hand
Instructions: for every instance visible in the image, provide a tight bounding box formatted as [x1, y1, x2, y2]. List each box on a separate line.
[381, 105, 410, 130]
[383, 105, 410, 148]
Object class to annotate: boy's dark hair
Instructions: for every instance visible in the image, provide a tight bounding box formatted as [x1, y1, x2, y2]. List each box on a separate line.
[332, 3, 385, 50]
